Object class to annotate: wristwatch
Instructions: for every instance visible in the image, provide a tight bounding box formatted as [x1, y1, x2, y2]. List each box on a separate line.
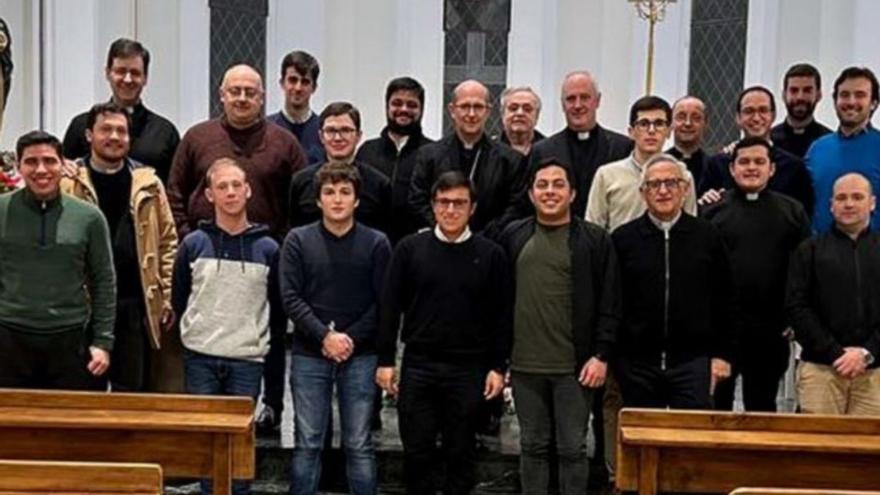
[862, 348, 875, 366]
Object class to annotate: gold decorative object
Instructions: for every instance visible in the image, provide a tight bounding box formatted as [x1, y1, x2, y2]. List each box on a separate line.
[629, 0, 677, 95]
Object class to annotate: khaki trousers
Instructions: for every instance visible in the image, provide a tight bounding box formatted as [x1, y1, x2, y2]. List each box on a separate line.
[797, 361, 880, 416]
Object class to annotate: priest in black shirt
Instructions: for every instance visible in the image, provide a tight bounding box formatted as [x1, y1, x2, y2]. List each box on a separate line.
[378, 171, 510, 495]
[702, 137, 811, 411]
[770, 63, 832, 159]
[666, 96, 710, 187]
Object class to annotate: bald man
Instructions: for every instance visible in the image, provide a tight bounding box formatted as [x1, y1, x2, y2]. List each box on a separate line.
[524, 71, 633, 219]
[409, 79, 525, 239]
[666, 96, 710, 187]
[168, 64, 306, 238]
[787, 172, 880, 416]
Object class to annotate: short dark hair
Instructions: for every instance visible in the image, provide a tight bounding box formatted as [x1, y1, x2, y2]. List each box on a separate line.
[16, 130, 63, 162]
[280, 50, 320, 84]
[431, 171, 476, 203]
[731, 136, 772, 162]
[530, 156, 575, 190]
[86, 102, 131, 132]
[784, 63, 822, 91]
[385, 76, 425, 107]
[629, 95, 672, 126]
[205, 158, 247, 188]
[319, 102, 362, 131]
[315, 162, 362, 198]
[833, 66, 880, 103]
[106, 38, 150, 76]
[737, 86, 776, 114]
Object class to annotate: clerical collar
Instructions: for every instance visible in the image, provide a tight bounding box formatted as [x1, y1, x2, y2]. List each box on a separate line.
[745, 192, 760, 201]
[648, 211, 681, 231]
[281, 107, 312, 124]
[577, 131, 590, 141]
[434, 225, 472, 244]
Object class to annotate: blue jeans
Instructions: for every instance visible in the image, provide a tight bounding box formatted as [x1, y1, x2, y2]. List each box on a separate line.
[184, 350, 263, 495]
[289, 353, 378, 495]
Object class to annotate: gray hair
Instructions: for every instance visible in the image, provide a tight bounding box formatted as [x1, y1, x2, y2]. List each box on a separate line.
[561, 70, 600, 97]
[640, 153, 691, 188]
[500, 86, 542, 113]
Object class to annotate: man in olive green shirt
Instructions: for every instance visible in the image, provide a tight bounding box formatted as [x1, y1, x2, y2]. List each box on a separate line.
[0, 130, 115, 390]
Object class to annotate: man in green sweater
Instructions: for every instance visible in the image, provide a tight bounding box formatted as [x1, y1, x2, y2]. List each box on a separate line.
[0, 130, 116, 390]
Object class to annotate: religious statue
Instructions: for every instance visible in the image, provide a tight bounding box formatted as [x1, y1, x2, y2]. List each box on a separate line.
[0, 17, 19, 193]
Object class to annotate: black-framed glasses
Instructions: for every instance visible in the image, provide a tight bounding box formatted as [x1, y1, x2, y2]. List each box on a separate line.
[643, 178, 684, 192]
[633, 119, 669, 131]
[321, 127, 358, 138]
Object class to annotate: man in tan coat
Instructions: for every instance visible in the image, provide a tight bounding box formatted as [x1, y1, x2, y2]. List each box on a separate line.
[61, 102, 180, 392]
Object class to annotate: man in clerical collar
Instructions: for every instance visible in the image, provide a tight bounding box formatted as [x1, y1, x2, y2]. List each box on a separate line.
[807, 66, 880, 232]
[699, 85, 814, 214]
[525, 71, 633, 219]
[666, 95, 710, 187]
[497, 86, 545, 158]
[268, 50, 326, 165]
[63, 38, 180, 183]
[409, 79, 524, 239]
[771, 63, 832, 159]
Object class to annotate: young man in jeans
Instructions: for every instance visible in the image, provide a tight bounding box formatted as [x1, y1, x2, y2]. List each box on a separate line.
[282, 162, 391, 494]
[172, 157, 283, 495]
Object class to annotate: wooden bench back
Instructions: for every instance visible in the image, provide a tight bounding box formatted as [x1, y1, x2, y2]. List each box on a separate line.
[618, 408, 880, 494]
[0, 459, 162, 494]
[732, 489, 880, 495]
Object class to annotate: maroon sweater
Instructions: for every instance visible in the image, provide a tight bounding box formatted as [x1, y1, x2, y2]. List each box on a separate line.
[168, 118, 306, 238]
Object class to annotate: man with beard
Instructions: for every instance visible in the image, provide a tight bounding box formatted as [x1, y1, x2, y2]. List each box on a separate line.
[356, 77, 433, 244]
[61, 102, 179, 392]
[807, 66, 880, 232]
[699, 86, 814, 215]
[666, 96, 710, 187]
[702, 137, 810, 412]
[771, 63, 832, 159]
[497, 86, 545, 158]
[409, 79, 524, 239]
[64, 38, 180, 183]
[525, 71, 633, 218]
[268, 50, 325, 165]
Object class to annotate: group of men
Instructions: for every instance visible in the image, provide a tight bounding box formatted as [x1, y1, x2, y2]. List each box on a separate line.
[0, 35, 879, 495]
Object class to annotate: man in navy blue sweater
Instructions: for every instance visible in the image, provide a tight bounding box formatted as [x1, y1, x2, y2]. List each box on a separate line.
[281, 162, 391, 495]
[268, 50, 325, 165]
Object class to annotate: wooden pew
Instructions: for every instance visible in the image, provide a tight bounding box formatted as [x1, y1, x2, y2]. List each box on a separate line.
[0, 389, 255, 495]
[617, 408, 880, 495]
[732, 489, 880, 495]
[0, 459, 162, 494]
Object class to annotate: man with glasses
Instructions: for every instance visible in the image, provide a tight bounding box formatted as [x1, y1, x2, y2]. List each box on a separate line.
[409, 79, 524, 239]
[63, 38, 180, 183]
[612, 154, 734, 409]
[699, 86, 813, 214]
[379, 171, 510, 495]
[268, 50, 325, 165]
[289, 102, 391, 233]
[168, 64, 306, 239]
[666, 96, 710, 187]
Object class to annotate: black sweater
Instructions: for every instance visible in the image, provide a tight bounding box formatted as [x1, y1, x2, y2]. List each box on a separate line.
[702, 189, 811, 339]
[377, 230, 511, 370]
[499, 216, 620, 369]
[612, 213, 735, 365]
[786, 227, 880, 367]
[281, 222, 391, 357]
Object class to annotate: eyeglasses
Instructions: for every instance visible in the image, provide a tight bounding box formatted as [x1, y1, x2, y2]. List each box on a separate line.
[454, 103, 490, 114]
[224, 86, 261, 99]
[433, 198, 471, 210]
[321, 127, 358, 138]
[643, 178, 684, 192]
[633, 119, 669, 131]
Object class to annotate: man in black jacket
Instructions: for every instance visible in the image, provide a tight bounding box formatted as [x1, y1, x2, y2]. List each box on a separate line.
[409, 79, 525, 239]
[787, 172, 880, 416]
[525, 71, 633, 218]
[499, 157, 620, 495]
[703, 137, 811, 411]
[356, 77, 433, 244]
[378, 171, 509, 495]
[613, 154, 734, 409]
[699, 86, 814, 214]
[666, 96, 710, 188]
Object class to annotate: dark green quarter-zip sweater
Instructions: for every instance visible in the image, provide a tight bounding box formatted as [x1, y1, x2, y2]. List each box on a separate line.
[0, 188, 116, 350]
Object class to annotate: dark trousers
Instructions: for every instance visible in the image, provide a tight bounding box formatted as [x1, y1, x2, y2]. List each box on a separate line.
[0, 325, 105, 391]
[616, 355, 711, 409]
[397, 357, 484, 495]
[714, 337, 790, 412]
[512, 371, 593, 495]
[261, 320, 287, 413]
[109, 297, 150, 392]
